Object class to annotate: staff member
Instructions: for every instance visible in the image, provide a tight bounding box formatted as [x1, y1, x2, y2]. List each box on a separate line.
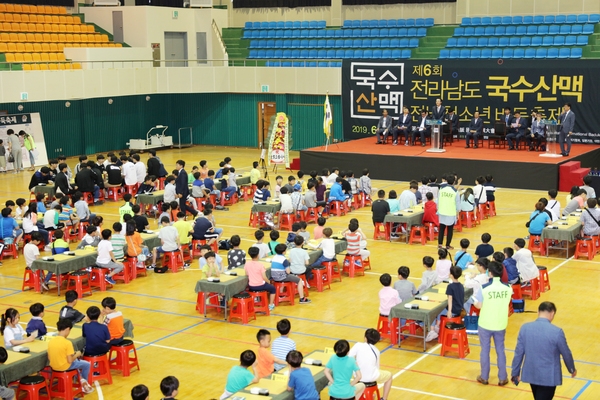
[473, 261, 512, 386]
[6, 129, 22, 173]
[558, 103, 575, 157]
[21, 131, 36, 171]
[375, 110, 393, 144]
[511, 302, 576, 400]
[437, 174, 460, 249]
[465, 112, 483, 149]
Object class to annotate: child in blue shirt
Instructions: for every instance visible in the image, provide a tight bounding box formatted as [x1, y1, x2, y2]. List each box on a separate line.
[286, 350, 319, 400]
[221, 350, 259, 400]
[454, 238, 474, 270]
[324, 339, 365, 399]
[474, 233, 494, 259]
[26, 302, 47, 337]
[82, 306, 111, 356]
[503, 247, 520, 284]
[271, 244, 310, 304]
[204, 170, 221, 198]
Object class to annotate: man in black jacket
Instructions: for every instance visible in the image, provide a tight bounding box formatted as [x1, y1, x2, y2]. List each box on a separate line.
[75, 161, 101, 204]
[147, 150, 165, 178]
[55, 163, 75, 195]
[175, 160, 197, 217]
[106, 156, 123, 186]
[28, 166, 51, 190]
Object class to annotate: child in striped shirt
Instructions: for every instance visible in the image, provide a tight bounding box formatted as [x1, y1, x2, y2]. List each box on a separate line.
[110, 222, 126, 261]
[271, 319, 296, 371]
[342, 220, 370, 264]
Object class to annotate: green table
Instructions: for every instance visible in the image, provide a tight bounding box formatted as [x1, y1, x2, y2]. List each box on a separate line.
[0, 319, 134, 386]
[541, 218, 582, 258]
[389, 284, 473, 351]
[32, 184, 56, 198]
[383, 208, 424, 243]
[214, 174, 251, 190]
[141, 233, 161, 251]
[136, 190, 164, 208]
[251, 202, 282, 214]
[30, 249, 98, 295]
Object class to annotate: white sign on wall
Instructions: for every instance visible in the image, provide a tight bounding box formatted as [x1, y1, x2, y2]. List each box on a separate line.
[0, 112, 49, 171]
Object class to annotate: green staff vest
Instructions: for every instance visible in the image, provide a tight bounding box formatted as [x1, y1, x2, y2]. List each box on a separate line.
[479, 277, 512, 331]
[438, 185, 457, 216]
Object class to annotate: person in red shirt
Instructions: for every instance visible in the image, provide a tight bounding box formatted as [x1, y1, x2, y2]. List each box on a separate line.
[422, 192, 439, 226]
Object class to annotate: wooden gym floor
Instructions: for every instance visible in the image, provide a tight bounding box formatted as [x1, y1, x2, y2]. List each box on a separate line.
[0, 145, 598, 400]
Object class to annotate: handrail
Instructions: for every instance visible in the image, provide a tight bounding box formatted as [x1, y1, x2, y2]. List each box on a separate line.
[212, 19, 229, 60]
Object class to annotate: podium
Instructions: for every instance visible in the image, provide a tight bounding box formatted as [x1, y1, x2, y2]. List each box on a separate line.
[426, 119, 446, 153]
[539, 120, 561, 158]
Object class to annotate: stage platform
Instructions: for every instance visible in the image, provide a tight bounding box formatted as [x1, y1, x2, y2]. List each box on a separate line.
[300, 138, 600, 190]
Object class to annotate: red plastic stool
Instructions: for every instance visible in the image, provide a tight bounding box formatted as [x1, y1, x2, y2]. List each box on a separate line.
[342, 254, 365, 278]
[278, 213, 295, 231]
[78, 221, 90, 240]
[108, 339, 140, 377]
[248, 211, 259, 227]
[574, 237, 596, 260]
[273, 281, 295, 305]
[66, 270, 92, 298]
[195, 291, 222, 315]
[294, 274, 309, 298]
[124, 184, 137, 196]
[440, 322, 470, 358]
[228, 292, 256, 324]
[528, 235, 546, 256]
[249, 290, 270, 315]
[487, 201, 496, 217]
[438, 316, 462, 344]
[90, 267, 111, 292]
[241, 185, 256, 201]
[511, 284, 523, 300]
[22, 233, 45, 252]
[305, 207, 319, 224]
[220, 192, 239, 206]
[162, 251, 184, 273]
[351, 193, 362, 210]
[478, 203, 489, 220]
[400, 319, 423, 338]
[426, 222, 438, 242]
[360, 381, 381, 400]
[82, 192, 94, 205]
[193, 197, 205, 213]
[83, 354, 112, 385]
[323, 259, 342, 282]
[538, 266, 550, 292]
[373, 222, 390, 241]
[181, 243, 193, 265]
[307, 266, 330, 292]
[521, 278, 541, 300]
[112, 261, 130, 284]
[508, 300, 514, 317]
[377, 314, 398, 345]
[22, 268, 42, 292]
[329, 200, 346, 217]
[408, 225, 427, 245]
[469, 305, 480, 316]
[157, 177, 165, 190]
[454, 215, 463, 232]
[1, 242, 19, 260]
[17, 375, 50, 400]
[360, 193, 372, 208]
[106, 185, 122, 202]
[48, 369, 83, 400]
[191, 239, 219, 255]
[459, 211, 477, 228]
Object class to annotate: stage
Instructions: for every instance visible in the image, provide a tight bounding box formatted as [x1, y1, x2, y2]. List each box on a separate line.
[300, 138, 600, 190]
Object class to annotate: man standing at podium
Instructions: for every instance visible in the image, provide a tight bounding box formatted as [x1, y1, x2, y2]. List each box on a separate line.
[558, 103, 575, 157]
[466, 112, 483, 149]
[375, 109, 393, 144]
[432, 98, 446, 121]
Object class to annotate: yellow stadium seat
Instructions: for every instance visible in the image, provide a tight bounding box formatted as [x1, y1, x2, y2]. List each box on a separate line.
[17, 33, 25, 41]
[68, 33, 76, 42]
[0, 33, 9, 41]
[45, 24, 54, 32]
[48, 53, 56, 61]
[81, 33, 89, 42]
[11, 23, 19, 31]
[33, 43, 41, 52]
[56, 53, 65, 61]
[26, 32, 35, 41]
[27, 23, 35, 31]
[4, 22, 12, 31]
[51, 24, 59, 33]
[72, 62, 81, 69]
[0, 13, 5, 22]
[0, 5, 5, 12]
[22, 5, 30, 13]
[49, 63, 57, 70]
[41, 33, 51, 42]
[71, 16, 81, 24]
[44, 15, 52, 24]
[31, 63, 40, 70]
[7, 43, 16, 52]
[58, 33, 66, 42]
[28, 14, 37, 23]
[16, 42, 24, 52]
[72, 43, 80, 47]
[13, 14, 21, 23]
[18, 23, 27, 32]
[60, 24, 69, 32]
[64, 62, 72, 69]
[35, 23, 43, 32]
[41, 43, 49, 51]
[9, 33, 18, 41]
[26, 53, 36, 62]
[58, 62, 65, 70]
[23, 43, 32, 52]
[59, 16, 67, 24]
[5, 5, 14, 13]
[52, 16, 59, 24]
[58, 7, 66, 14]
[15, 53, 25, 62]
[0, 42, 6, 52]
[5, 53, 14, 62]
[29, 5, 38, 13]
[73, 24, 80, 33]
[40, 53, 49, 62]
[56, 43, 64, 51]
[4, 13, 12, 22]
[14, 5, 22, 13]
[50, 6, 59, 14]
[22, 14, 31, 23]
[23, 63, 31, 70]
[39, 63, 48, 70]
[115, 43, 122, 48]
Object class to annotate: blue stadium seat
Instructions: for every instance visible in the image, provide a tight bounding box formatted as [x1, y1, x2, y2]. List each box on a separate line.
[354, 49, 363, 58]
[351, 20, 361, 28]
[273, 49, 283, 58]
[325, 39, 335, 48]
[259, 30, 268, 38]
[509, 37, 520, 47]
[416, 18, 425, 27]
[447, 38, 457, 47]
[590, 14, 600, 23]
[266, 39, 275, 48]
[577, 35, 589, 45]
[382, 49, 392, 58]
[251, 22, 261, 29]
[388, 19, 398, 28]
[390, 38, 400, 47]
[513, 16, 523, 24]
[397, 19, 406, 27]
[316, 30, 326, 38]
[281, 61, 292, 67]
[257, 50, 266, 58]
[372, 39, 381, 48]
[449, 49, 460, 59]
[531, 36, 542, 46]
[516, 26, 527, 36]
[481, 48, 492, 58]
[332, 39, 342, 48]
[360, 29, 370, 37]
[549, 25, 560, 35]
[300, 39, 309, 48]
[318, 61, 329, 67]
[359, 20, 368, 28]
[334, 30, 344, 38]
[471, 17, 481, 25]
[407, 28, 417, 37]
[332, 62, 342, 67]
[524, 48, 535, 58]
[554, 36, 565, 46]
[425, 18, 434, 27]
[380, 28, 389, 37]
[527, 26, 537, 35]
[401, 49, 411, 58]
[353, 39, 362, 47]
[461, 17, 471, 26]
[566, 15, 578, 24]
[417, 28, 427, 37]
[389, 28, 399, 37]
[290, 39, 299, 48]
[293, 61, 305, 67]
[285, 21, 293, 30]
[439, 49, 449, 59]
[467, 37, 478, 47]
[491, 16, 502, 25]
[506, 26, 516, 35]
[488, 37, 499, 47]
[248, 39, 258, 48]
[558, 47, 570, 58]
[459, 49, 470, 58]
[513, 48, 524, 58]
[533, 16, 545, 24]
[275, 39, 283, 47]
[301, 21, 310, 29]
[369, 28, 380, 37]
[249, 50, 258, 58]
[570, 48, 582, 58]
[244, 22, 253, 30]
[308, 30, 318, 38]
[520, 37, 531, 47]
[373, 49, 383, 58]
[272, 61, 282, 67]
[542, 36, 553, 46]
[365, 49, 374, 58]
[406, 18, 416, 27]
[535, 48, 547, 58]
[392, 49, 402, 58]
[381, 38, 390, 47]
[326, 49, 335, 58]
[577, 14, 588, 23]
[491, 48, 502, 58]
[464, 27, 475, 36]
[268, 22, 277, 29]
[559, 25, 571, 35]
[484, 26, 495, 36]
[369, 20, 379, 28]
[326, 30, 335, 38]
[335, 49, 344, 58]
[318, 21, 326, 29]
[523, 16, 533, 24]
[341, 20, 351, 29]
[283, 30, 293, 38]
[571, 25, 583, 35]
[306, 39, 315, 48]
[342, 30, 352, 38]
[265, 49, 275, 58]
[379, 19, 388, 27]
[362, 38, 372, 48]
[503, 48, 513, 58]
[495, 26, 505, 36]
[470, 49, 481, 58]
[502, 16, 512, 25]
[481, 17, 491, 25]
[293, 21, 301, 29]
[242, 30, 253, 39]
[352, 28, 362, 37]
[537, 25, 549, 35]
[260, 22, 269, 29]
[283, 49, 292, 58]
[555, 15, 567, 24]
[342, 39, 351, 48]
[399, 38, 409, 47]
[274, 30, 284, 38]
[583, 24, 594, 34]
[564, 35, 576, 46]
[409, 38, 419, 47]
[454, 27, 464, 36]
[547, 48, 559, 58]
[475, 27, 485, 36]
[457, 37, 468, 47]
[317, 49, 327, 58]
[343, 49, 353, 58]
[300, 49, 309, 58]
[498, 37, 509, 47]
[545, 15, 555, 24]
[398, 28, 408, 37]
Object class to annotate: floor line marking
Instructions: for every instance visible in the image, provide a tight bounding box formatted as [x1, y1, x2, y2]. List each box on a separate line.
[133, 340, 238, 361]
[390, 386, 465, 400]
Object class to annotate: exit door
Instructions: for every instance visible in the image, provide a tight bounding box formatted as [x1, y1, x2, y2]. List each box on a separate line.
[164, 32, 188, 67]
[196, 32, 207, 64]
[112, 11, 123, 43]
[258, 102, 276, 149]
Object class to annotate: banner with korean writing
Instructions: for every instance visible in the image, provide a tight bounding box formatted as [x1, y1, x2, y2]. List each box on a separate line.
[267, 112, 290, 168]
[342, 59, 600, 144]
[0, 113, 49, 170]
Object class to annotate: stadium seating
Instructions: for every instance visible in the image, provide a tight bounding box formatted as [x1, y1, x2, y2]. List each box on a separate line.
[444, 47, 584, 59]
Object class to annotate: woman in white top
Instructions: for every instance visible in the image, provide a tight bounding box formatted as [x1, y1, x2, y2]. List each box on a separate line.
[2, 308, 37, 348]
[460, 188, 476, 212]
[473, 176, 487, 206]
[22, 202, 50, 247]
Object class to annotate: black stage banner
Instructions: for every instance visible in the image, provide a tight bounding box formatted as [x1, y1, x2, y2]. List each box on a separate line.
[342, 59, 600, 144]
[233, 0, 331, 8]
[342, 0, 455, 4]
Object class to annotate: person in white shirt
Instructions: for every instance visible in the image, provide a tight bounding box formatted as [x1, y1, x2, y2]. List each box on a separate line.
[309, 227, 335, 267]
[279, 187, 294, 214]
[164, 176, 177, 203]
[326, 167, 339, 185]
[349, 329, 393, 400]
[151, 217, 181, 269]
[546, 189, 561, 222]
[473, 176, 488, 206]
[96, 229, 125, 285]
[398, 183, 418, 210]
[463, 257, 490, 311]
[513, 238, 539, 283]
[120, 156, 137, 186]
[131, 154, 146, 184]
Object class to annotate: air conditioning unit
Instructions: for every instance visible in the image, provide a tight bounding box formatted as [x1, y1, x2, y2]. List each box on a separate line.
[93, 0, 121, 6]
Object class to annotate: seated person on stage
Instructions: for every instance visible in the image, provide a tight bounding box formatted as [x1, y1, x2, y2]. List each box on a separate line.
[444, 108, 459, 137]
[375, 109, 393, 144]
[506, 111, 528, 150]
[411, 109, 430, 147]
[526, 112, 545, 151]
[581, 198, 600, 237]
[392, 106, 412, 146]
[465, 112, 483, 149]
